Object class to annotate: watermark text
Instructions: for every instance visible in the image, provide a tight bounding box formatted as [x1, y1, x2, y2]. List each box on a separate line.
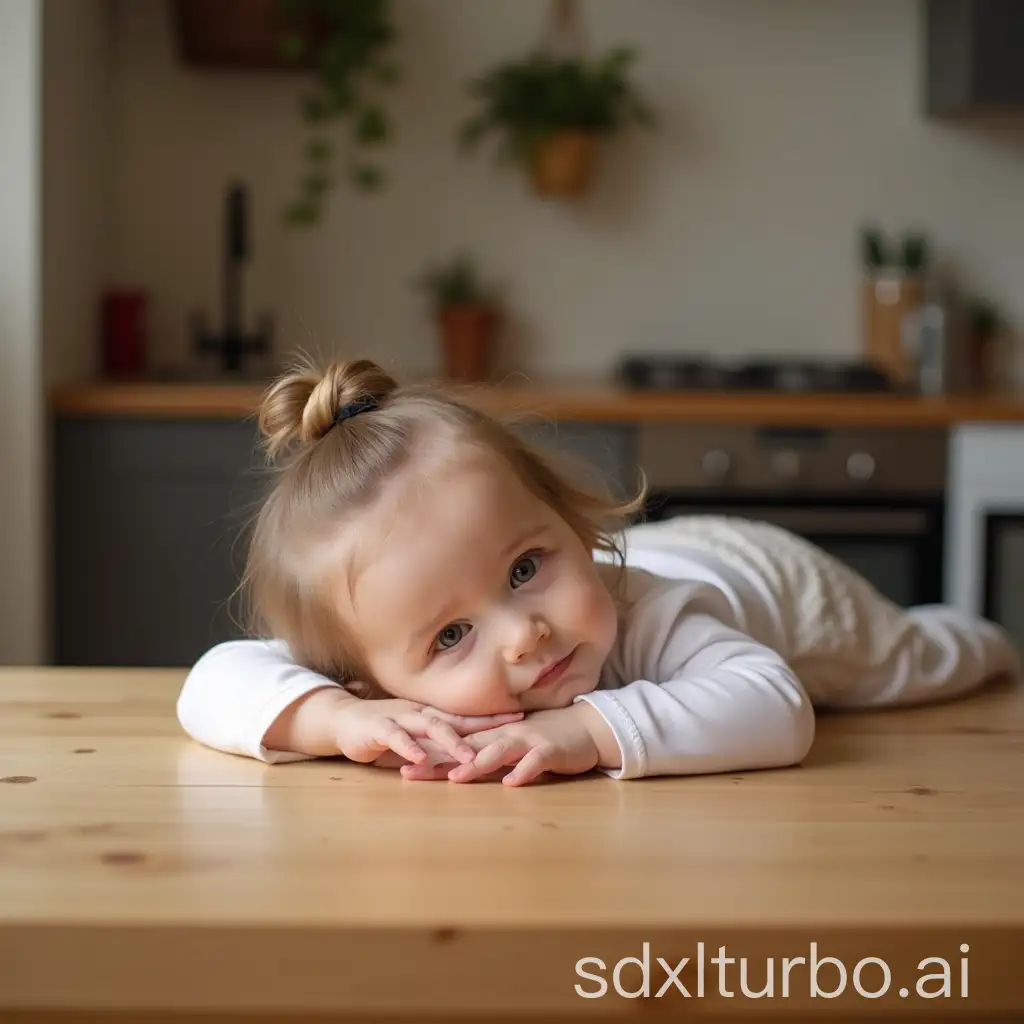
[575, 941, 970, 1001]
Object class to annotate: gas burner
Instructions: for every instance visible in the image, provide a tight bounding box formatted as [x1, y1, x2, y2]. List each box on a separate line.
[615, 355, 894, 394]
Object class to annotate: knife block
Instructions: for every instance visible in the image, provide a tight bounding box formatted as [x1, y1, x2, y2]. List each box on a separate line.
[861, 273, 925, 385]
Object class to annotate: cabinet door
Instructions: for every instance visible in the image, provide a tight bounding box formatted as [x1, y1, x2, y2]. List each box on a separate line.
[984, 512, 1024, 651]
[926, 0, 1024, 115]
[515, 421, 639, 502]
[54, 419, 265, 667]
[53, 418, 639, 667]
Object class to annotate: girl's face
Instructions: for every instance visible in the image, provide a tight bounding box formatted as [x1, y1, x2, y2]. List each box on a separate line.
[330, 449, 619, 716]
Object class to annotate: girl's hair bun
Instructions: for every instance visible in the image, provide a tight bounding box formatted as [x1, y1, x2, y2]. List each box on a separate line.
[258, 356, 398, 460]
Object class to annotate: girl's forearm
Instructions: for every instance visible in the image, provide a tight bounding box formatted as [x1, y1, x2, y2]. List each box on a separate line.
[262, 685, 357, 756]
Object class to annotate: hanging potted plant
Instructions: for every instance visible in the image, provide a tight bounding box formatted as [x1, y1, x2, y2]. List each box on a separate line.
[174, 0, 400, 226]
[418, 255, 502, 382]
[458, 45, 653, 199]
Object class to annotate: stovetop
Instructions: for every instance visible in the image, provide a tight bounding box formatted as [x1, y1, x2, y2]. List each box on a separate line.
[615, 355, 895, 394]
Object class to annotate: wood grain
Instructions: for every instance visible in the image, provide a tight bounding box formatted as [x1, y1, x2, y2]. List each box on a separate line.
[47, 379, 1024, 425]
[1, 667, 1023, 1018]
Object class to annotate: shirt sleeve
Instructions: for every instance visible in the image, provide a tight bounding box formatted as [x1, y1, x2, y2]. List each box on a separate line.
[176, 639, 344, 763]
[574, 572, 815, 780]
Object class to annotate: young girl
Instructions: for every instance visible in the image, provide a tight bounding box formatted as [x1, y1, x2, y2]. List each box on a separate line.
[176, 357, 1019, 786]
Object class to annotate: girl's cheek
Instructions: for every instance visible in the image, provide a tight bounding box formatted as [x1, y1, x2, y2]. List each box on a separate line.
[444, 670, 514, 716]
[552, 569, 609, 625]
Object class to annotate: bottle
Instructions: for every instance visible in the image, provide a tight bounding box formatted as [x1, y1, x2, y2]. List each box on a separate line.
[903, 281, 964, 396]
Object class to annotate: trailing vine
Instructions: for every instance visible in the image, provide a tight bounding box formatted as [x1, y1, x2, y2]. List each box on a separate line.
[278, 0, 398, 225]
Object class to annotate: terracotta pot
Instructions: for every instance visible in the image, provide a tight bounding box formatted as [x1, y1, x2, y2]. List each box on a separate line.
[438, 305, 499, 382]
[968, 330, 1000, 393]
[173, 0, 325, 69]
[529, 131, 600, 198]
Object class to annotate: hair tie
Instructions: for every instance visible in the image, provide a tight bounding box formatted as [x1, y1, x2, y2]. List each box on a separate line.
[333, 395, 379, 427]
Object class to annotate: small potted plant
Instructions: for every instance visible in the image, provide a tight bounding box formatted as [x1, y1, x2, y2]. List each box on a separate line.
[967, 298, 1003, 392]
[458, 46, 653, 199]
[419, 255, 502, 382]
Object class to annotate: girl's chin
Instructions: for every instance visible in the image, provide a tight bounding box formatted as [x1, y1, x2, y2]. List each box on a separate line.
[524, 694, 577, 711]
[523, 677, 595, 711]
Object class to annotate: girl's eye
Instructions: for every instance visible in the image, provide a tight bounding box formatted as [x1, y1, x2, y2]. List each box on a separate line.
[510, 552, 541, 588]
[434, 622, 470, 652]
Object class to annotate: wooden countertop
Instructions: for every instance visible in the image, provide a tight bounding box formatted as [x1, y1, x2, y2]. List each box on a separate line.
[2, 667, 1023, 1020]
[48, 377, 1024, 426]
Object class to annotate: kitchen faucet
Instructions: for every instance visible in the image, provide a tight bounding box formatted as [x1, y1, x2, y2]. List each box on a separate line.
[191, 181, 273, 374]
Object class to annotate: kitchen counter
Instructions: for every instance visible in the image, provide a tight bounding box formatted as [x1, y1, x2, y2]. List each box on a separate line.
[48, 378, 1024, 426]
[2, 667, 1023, 1020]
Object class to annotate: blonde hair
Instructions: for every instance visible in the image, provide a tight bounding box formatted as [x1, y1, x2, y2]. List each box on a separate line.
[239, 355, 646, 688]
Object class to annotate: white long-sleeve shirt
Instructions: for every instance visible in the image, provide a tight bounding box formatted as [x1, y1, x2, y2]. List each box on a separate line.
[177, 537, 817, 778]
[176, 516, 1012, 779]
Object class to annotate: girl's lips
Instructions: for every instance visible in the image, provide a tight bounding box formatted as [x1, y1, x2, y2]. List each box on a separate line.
[533, 647, 577, 688]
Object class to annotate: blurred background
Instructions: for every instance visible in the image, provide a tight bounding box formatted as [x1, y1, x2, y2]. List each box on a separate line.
[3, 0, 1024, 670]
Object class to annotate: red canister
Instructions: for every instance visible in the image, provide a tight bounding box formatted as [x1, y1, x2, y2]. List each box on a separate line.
[101, 290, 148, 378]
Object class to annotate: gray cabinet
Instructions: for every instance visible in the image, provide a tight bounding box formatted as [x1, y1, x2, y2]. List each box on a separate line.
[54, 419, 267, 667]
[53, 417, 635, 667]
[925, 0, 1024, 116]
[518, 420, 639, 502]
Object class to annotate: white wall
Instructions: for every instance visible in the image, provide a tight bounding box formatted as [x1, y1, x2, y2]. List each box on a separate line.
[0, 0, 112, 664]
[43, 0, 114, 389]
[0, 0, 44, 663]
[34, 0, 114, 665]
[109, 0, 1024, 380]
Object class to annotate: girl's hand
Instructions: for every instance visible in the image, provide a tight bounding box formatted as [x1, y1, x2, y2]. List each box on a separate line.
[371, 740, 457, 771]
[333, 697, 523, 767]
[399, 703, 614, 787]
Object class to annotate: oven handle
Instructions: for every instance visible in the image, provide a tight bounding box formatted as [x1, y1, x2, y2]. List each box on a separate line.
[653, 506, 932, 536]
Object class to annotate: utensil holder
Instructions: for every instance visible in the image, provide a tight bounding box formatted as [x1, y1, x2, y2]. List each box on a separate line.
[861, 273, 925, 385]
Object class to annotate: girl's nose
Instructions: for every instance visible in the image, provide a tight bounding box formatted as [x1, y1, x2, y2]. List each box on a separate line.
[501, 614, 551, 663]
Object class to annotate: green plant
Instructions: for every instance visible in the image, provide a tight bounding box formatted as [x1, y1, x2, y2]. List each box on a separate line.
[278, 0, 398, 225]
[859, 225, 930, 274]
[459, 47, 653, 165]
[969, 298, 1001, 337]
[418, 254, 498, 312]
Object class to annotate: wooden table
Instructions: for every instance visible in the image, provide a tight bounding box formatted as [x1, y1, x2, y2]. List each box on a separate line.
[2, 667, 1023, 1022]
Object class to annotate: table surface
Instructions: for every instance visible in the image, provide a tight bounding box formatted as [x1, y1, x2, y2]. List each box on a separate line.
[2, 666, 1023, 1018]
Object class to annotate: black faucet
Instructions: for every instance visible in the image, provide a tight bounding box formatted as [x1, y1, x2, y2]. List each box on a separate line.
[191, 181, 273, 374]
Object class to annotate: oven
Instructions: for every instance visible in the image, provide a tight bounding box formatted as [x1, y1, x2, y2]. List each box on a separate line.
[636, 425, 947, 608]
[947, 424, 1024, 652]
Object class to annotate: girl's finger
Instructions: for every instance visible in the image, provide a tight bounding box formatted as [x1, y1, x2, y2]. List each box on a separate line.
[375, 721, 427, 764]
[401, 763, 456, 782]
[502, 746, 551, 787]
[371, 750, 409, 769]
[448, 738, 525, 783]
[476, 737, 526, 773]
[418, 716, 476, 764]
[429, 710, 525, 734]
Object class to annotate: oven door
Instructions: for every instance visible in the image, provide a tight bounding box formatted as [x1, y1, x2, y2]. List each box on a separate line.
[642, 494, 944, 609]
[983, 510, 1024, 651]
